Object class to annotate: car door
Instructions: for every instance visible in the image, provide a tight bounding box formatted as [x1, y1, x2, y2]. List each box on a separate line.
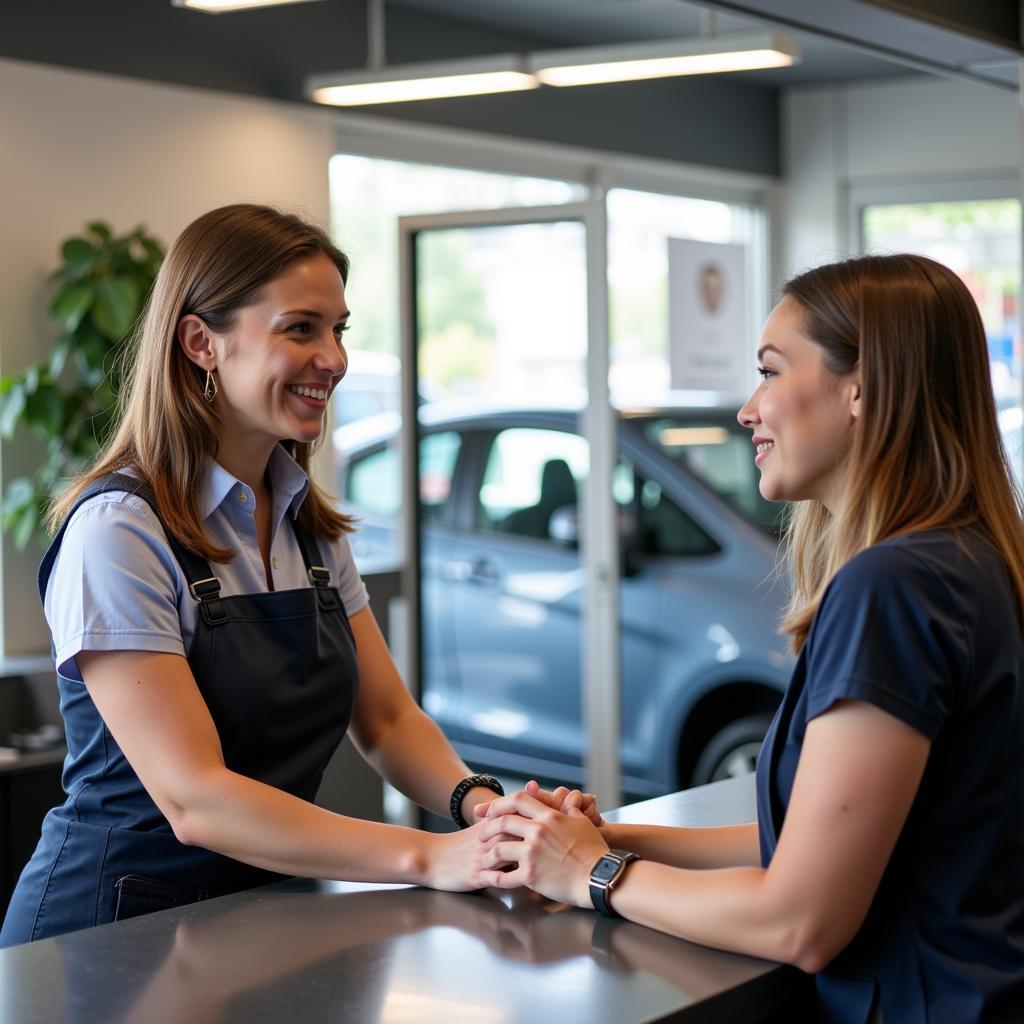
[443, 424, 660, 781]
[444, 425, 584, 765]
[342, 427, 466, 716]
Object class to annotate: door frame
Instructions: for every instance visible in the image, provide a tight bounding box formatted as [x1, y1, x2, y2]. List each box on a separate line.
[397, 199, 624, 805]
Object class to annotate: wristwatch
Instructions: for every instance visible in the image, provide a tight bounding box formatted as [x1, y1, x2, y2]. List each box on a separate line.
[589, 849, 640, 918]
[449, 773, 504, 828]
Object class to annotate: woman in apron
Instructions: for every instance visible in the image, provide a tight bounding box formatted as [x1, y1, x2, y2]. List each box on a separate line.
[478, 254, 1024, 1022]
[0, 203, 590, 946]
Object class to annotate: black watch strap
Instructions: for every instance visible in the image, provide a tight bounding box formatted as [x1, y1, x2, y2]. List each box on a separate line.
[589, 849, 640, 918]
[449, 773, 504, 828]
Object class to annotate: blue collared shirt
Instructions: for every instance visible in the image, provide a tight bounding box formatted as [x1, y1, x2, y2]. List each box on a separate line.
[45, 447, 369, 681]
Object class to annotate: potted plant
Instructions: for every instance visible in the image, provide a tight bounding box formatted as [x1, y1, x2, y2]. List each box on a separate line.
[0, 221, 165, 547]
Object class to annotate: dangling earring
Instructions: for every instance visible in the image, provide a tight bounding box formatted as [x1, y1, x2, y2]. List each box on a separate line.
[204, 370, 218, 403]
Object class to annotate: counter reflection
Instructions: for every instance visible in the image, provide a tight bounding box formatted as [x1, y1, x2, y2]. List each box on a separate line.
[2, 883, 779, 1023]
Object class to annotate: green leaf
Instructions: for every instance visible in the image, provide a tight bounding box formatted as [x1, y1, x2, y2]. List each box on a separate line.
[87, 221, 112, 242]
[49, 282, 95, 332]
[140, 236, 165, 264]
[24, 384, 63, 437]
[0, 383, 26, 438]
[74, 326, 111, 385]
[92, 276, 139, 340]
[61, 237, 97, 270]
[1, 477, 34, 518]
[48, 337, 72, 378]
[12, 501, 38, 550]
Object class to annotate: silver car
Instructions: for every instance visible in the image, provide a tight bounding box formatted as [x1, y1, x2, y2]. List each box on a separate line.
[337, 400, 794, 798]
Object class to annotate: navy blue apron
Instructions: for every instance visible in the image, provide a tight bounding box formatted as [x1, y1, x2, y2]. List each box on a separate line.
[0, 473, 359, 945]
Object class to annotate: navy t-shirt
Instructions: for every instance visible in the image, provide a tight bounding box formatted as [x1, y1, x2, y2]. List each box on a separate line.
[756, 530, 1024, 1023]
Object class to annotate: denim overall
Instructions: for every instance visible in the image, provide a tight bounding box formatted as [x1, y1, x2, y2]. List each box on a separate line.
[0, 473, 359, 945]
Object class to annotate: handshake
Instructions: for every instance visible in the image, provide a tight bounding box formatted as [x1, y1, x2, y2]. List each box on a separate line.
[472, 779, 603, 828]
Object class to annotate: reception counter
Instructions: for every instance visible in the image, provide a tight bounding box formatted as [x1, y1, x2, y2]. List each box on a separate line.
[0, 775, 812, 1023]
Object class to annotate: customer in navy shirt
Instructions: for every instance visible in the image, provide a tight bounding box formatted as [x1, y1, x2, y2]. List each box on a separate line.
[477, 254, 1024, 1022]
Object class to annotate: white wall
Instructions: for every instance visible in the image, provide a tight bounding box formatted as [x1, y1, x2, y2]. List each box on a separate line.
[780, 74, 1021, 283]
[0, 58, 337, 655]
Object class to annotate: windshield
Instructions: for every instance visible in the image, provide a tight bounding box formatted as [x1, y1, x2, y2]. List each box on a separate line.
[633, 413, 785, 537]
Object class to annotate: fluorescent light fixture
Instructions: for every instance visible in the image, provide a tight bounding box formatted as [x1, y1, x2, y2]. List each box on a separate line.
[531, 33, 799, 87]
[172, 0, 324, 12]
[306, 54, 538, 106]
[304, 31, 800, 107]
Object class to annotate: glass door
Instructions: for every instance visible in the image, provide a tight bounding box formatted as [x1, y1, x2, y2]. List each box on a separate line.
[397, 201, 623, 807]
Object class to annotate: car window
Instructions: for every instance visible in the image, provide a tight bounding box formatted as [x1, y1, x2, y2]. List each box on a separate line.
[346, 446, 399, 517]
[639, 416, 783, 535]
[346, 430, 461, 520]
[615, 458, 719, 557]
[479, 428, 586, 538]
[636, 477, 719, 557]
[420, 431, 461, 521]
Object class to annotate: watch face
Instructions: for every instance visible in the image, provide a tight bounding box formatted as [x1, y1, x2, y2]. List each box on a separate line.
[592, 855, 622, 883]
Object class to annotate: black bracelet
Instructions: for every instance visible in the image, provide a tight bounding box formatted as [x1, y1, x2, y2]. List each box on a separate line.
[449, 773, 504, 828]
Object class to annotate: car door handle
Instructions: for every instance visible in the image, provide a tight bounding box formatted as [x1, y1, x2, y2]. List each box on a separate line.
[445, 558, 501, 586]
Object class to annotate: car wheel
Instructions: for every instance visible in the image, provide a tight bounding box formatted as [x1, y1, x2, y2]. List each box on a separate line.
[692, 713, 773, 786]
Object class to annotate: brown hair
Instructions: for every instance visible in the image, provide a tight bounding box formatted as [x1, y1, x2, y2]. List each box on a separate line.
[780, 253, 1024, 650]
[48, 204, 354, 560]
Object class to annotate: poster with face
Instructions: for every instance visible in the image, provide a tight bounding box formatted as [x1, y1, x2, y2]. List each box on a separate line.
[667, 238, 748, 394]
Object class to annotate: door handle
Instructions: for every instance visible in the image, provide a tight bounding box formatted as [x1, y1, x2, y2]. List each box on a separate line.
[467, 558, 500, 584]
[444, 558, 501, 585]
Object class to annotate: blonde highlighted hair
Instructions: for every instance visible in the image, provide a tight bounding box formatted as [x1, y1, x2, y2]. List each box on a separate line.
[780, 253, 1024, 651]
[48, 204, 354, 560]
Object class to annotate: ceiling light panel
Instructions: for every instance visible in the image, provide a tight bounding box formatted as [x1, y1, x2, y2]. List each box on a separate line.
[531, 33, 799, 86]
[173, 0, 325, 12]
[306, 55, 538, 106]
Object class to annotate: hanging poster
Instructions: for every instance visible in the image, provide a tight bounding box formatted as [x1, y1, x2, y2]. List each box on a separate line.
[667, 237, 748, 394]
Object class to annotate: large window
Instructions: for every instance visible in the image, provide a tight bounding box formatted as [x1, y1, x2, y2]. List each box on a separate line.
[608, 188, 763, 405]
[329, 154, 586, 565]
[329, 144, 775, 804]
[862, 198, 1022, 484]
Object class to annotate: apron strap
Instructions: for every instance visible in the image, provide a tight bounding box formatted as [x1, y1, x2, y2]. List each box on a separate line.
[39, 473, 229, 626]
[289, 518, 340, 612]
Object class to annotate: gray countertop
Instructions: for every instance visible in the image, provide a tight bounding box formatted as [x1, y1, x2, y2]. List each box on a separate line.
[0, 774, 807, 1023]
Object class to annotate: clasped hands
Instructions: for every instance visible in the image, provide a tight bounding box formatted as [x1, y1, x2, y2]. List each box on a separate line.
[470, 780, 612, 909]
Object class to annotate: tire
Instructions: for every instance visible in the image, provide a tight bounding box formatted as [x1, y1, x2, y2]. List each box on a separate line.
[692, 713, 774, 786]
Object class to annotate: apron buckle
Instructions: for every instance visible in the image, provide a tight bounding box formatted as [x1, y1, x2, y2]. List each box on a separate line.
[308, 566, 331, 587]
[189, 576, 222, 602]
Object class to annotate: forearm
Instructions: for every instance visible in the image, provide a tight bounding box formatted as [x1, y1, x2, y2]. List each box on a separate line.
[601, 821, 760, 869]
[355, 702, 477, 818]
[610, 861, 812, 968]
[172, 766, 434, 884]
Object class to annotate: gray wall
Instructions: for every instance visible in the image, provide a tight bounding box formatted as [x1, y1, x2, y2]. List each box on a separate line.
[779, 74, 1020, 285]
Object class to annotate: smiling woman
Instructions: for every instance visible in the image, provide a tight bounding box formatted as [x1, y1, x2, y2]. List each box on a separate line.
[476, 253, 1024, 1023]
[0, 204, 600, 948]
